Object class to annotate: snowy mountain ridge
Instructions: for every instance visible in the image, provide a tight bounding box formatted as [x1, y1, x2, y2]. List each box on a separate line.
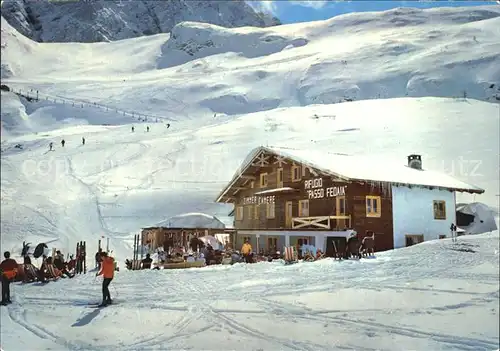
[2, 5, 499, 117]
[0, 0, 280, 43]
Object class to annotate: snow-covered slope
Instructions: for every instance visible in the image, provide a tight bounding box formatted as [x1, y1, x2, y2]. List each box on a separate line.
[2, 6, 499, 112]
[1, 228, 499, 350]
[0, 6, 499, 348]
[1, 97, 499, 260]
[0, 0, 279, 43]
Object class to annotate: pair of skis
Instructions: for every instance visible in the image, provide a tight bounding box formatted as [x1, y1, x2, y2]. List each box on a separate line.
[87, 302, 115, 308]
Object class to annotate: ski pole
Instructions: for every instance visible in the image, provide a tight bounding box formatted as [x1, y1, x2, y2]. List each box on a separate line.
[112, 283, 118, 298]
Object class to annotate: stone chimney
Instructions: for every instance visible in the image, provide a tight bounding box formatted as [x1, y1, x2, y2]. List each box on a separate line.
[407, 154, 422, 170]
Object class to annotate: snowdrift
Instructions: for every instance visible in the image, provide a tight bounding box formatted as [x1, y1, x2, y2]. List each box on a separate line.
[0, 91, 31, 137]
[158, 21, 308, 69]
[457, 202, 498, 235]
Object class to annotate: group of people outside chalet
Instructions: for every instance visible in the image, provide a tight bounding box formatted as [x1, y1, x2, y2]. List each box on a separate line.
[0, 242, 116, 307]
[128, 232, 370, 269]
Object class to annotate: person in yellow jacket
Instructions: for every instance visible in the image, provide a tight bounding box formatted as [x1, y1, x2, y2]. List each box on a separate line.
[96, 252, 115, 307]
[241, 240, 253, 264]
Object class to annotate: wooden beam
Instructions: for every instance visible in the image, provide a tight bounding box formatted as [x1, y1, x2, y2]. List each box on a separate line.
[241, 175, 256, 180]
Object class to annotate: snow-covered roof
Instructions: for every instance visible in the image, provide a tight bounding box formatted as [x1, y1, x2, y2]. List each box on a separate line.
[266, 146, 484, 193]
[456, 202, 498, 235]
[155, 212, 226, 229]
[216, 146, 484, 202]
[254, 187, 297, 195]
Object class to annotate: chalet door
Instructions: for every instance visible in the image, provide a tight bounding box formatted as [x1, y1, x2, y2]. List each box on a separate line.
[285, 201, 293, 228]
[336, 196, 346, 229]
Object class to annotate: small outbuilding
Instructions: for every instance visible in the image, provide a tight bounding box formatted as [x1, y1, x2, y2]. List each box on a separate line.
[141, 212, 235, 251]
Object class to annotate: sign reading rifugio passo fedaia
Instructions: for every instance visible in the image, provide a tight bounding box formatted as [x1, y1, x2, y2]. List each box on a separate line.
[303, 178, 346, 199]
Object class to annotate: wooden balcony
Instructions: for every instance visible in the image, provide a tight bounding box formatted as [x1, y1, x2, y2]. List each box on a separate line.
[291, 215, 352, 230]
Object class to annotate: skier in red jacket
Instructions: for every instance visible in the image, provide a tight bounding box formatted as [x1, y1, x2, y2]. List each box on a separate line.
[0, 251, 19, 305]
[96, 252, 115, 307]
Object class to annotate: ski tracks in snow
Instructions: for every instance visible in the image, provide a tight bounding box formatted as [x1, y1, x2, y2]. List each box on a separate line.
[6, 297, 100, 350]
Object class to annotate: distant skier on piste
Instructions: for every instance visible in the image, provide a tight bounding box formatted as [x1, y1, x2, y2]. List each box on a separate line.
[131, 126, 135, 132]
[96, 252, 115, 307]
[82, 137, 85, 145]
[61, 139, 65, 147]
[49, 142, 53, 151]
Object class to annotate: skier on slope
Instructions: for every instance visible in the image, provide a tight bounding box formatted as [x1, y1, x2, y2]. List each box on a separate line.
[131, 126, 135, 132]
[96, 252, 115, 307]
[146, 126, 149, 132]
[82, 137, 85, 145]
[61, 139, 65, 147]
[49, 142, 53, 151]
[0, 251, 18, 305]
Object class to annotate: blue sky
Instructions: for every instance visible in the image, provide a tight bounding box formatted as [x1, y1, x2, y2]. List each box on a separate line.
[246, 1, 497, 24]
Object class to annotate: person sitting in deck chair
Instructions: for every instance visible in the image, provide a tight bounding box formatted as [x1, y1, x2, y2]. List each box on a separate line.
[315, 249, 325, 260]
[53, 254, 75, 278]
[157, 249, 166, 264]
[141, 254, 153, 269]
[23, 256, 46, 283]
[44, 257, 64, 280]
[67, 255, 76, 272]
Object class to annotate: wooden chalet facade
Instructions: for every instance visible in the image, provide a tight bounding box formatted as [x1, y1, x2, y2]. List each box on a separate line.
[215, 146, 484, 255]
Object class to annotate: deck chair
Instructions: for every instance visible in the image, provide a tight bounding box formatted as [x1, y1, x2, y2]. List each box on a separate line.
[315, 250, 326, 260]
[332, 241, 343, 260]
[23, 264, 40, 282]
[360, 234, 375, 257]
[14, 264, 25, 282]
[303, 249, 315, 262]
[131, 260, 141, 270]
[283, 246, 298, 265]
[46, 264, 61, 280]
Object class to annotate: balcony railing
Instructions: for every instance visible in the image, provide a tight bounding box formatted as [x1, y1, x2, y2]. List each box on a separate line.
[291, 215, 352, 230]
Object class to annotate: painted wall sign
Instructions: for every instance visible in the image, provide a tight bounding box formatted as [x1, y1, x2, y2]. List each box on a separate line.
[304, 178, 346, 199]
[243, 195, 275, 205]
